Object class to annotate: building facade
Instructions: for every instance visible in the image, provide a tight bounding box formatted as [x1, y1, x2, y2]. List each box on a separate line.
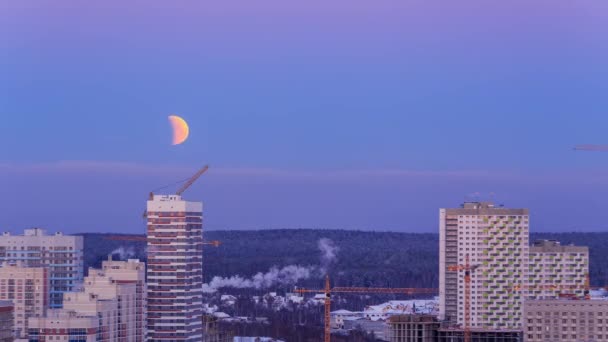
[101, 257, 147, 342]
[29, 258, 144, 342]
[439, 202, 529, 329]
[0, 228, 83, 308]
[71, 268, 137, 342]
[0, 263, 48, 338]
[527, 240, 589, 300]
[146, 194, 204, 341]
[437, 328, 522, 342]
[524, 299, 608, 342]
[29, 307, 114, 342]
[0, 301, 13, 342]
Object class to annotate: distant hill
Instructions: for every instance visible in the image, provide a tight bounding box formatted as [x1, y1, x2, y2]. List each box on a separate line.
[81, 230, 608, 288]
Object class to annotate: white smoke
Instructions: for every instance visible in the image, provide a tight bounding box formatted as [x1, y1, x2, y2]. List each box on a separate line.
[110, 247, 136, 260]
[318, 238, 339, 273]
[202, 237, 339, 293]
[202, 265, 315, 293]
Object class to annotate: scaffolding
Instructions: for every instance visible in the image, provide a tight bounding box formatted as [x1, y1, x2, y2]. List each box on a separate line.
[387, 314, 440, 342]
[436, 328, 522, 342]
[202, 314, 233, 342]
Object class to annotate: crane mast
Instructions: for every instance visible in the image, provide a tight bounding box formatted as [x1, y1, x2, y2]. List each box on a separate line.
[295, 275, 437, 342]
[144, 165, 209, 218]
[447, 254, 480, 342]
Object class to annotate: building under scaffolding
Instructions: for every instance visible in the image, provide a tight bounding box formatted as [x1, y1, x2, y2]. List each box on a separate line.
[202, 314, 233, 342]
[387, 315, 522, 342]
[436, 328, 522, 342]
[387, 314, 440, 342]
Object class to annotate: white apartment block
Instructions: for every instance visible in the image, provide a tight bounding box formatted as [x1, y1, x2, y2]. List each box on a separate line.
[440, 202, 529, 330]
[524, 299, 608, 342]
[101, 257, 147, 342]
[527, 240, 589, 300]
[147, 194, 204, 341]
[0, 263, 48, 339]
[0, 228, 83, 308]
[28, 257, 143, 342]
[73, 270, 137, 341]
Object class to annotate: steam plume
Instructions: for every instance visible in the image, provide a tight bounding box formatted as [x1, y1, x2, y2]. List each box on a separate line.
[110, 246, 136, 260]
[318, 238, 339, 273]
[202, 265, 314, 293]
[202, 237, 339, 293]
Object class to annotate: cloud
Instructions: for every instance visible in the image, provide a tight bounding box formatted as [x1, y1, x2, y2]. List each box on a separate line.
[0, 160, 519, 182]
[0, 161, 191, 176]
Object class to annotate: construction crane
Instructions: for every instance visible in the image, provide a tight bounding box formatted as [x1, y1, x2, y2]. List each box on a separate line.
[574, 145, 608, 152]
[103, 235, 221, 247]
[294, 275, 437, 342]
[447, 255, 480, 342]
[176, 165, 209, 196]
[144, 165, 210, 217]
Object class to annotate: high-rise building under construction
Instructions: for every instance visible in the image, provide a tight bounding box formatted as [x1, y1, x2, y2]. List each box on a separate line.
[439, 202, 529, 329]
[146, 194, 204, 341]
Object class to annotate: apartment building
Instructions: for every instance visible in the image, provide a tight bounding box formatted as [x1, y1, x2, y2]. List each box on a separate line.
[71, 269, 137, 341]
[524, 299, 608, 342]
[0, 228, 83, 308]
[0, 263, 48, 338]
[439, 202, 529, 329]
[28, 258, 143, 342]
[101, 257, 147, 342]
[527, 240, 589, 300]
[147, 194, 204, 341]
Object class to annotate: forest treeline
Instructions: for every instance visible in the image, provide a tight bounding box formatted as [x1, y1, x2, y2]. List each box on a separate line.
[81, 229, 608, 289]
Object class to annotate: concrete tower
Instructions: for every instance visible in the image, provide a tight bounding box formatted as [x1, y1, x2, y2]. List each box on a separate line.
[146, 194, 203, 341]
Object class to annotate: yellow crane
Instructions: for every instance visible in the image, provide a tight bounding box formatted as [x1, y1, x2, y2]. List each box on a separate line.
[447, 255, 480, 342]
[574, 145, 608, 152]
[144, 165, 209, 217]
[295, 275, 437, 342]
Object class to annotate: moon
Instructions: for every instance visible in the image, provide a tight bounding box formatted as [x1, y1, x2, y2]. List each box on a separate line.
[168, 115, 189, 145]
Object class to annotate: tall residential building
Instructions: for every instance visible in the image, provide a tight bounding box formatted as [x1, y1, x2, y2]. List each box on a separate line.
[101, 257, 147, 342]
[28, 258, 143, 342]
[0, 301, 13, 342]
[524, 299, 608, 342]
[146, 194, 204, 341]
[527, 240, 589, 300]
[439, 202, 529, 329]
[0, 228, 83, 308]
[0, 263, 48, 339]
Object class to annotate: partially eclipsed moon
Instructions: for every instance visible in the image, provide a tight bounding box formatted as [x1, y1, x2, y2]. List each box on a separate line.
[168, 115, 189, 145]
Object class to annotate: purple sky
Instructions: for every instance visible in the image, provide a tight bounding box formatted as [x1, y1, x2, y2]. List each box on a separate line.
[1, 1, 608, 233]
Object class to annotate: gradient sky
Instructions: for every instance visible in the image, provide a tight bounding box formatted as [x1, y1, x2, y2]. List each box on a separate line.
[1, 0, 608, 233]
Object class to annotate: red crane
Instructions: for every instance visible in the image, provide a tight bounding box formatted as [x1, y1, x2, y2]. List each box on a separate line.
[295, 275, 437, 342]
[447, 255, 480, 342]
